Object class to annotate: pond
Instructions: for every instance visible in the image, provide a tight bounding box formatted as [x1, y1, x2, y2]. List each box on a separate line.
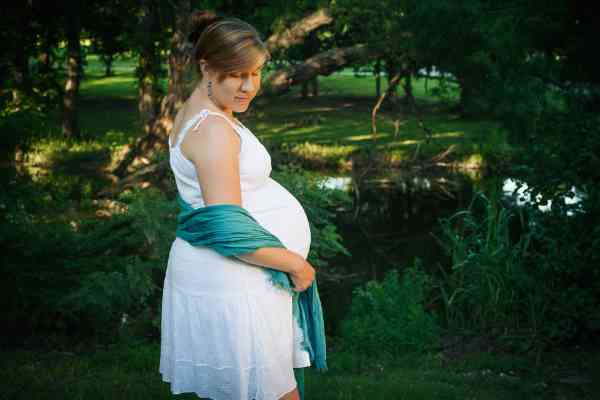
[315, 167, 503, 338]
[316, 169, 588, 338]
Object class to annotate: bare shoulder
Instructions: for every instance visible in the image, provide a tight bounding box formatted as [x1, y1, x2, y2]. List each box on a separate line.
[180, 114, 241, 163]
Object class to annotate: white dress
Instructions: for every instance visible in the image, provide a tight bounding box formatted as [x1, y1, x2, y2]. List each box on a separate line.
[159, 109, 312, 400]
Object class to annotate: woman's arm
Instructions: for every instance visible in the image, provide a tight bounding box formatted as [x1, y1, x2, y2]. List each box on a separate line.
[181, 116, 312, 279]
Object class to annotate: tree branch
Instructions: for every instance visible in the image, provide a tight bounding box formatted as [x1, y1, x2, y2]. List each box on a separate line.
[265, 44, 381, 95]
[265, 9, 333, 53]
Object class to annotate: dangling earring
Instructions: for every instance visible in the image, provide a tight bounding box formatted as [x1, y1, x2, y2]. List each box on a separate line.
[207, 80, 213, 99]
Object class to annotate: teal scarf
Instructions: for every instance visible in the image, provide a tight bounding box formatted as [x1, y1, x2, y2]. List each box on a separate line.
[175, 195, 328, 381]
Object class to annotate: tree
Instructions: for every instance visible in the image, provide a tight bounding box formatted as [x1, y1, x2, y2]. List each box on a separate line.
[62, 0, 83, 139]
[88, 0, 134, 77]
[136, 0, 164, 136]
[2, 3, 36, 110]
[266, 44, 380, 95]
[113, 0, 192, 177]
[113, 3, 337, 176]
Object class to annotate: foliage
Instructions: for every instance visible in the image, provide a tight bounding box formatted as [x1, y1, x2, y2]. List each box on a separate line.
[0, 180, 173, 344]
[435, 192, 535, 345]
[118, 188, 178, 264]
[0, 106, 45, 168]
[435, 191, 600, 349]
[0, 162, 352, 345]
[341, 260, 440, 358]
[87, 0, 137, 76]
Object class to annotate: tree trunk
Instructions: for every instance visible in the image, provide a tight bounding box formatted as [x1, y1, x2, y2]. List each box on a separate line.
[102, 54, 114, 77]
[310, 76, 318, 97]
[137, 0, 161, 136]
[301, 81, 309, 99]
[10, 51, 29, 109]
[371, 73, 401, 138]
[299, 77, 319, 99]
[375, 59, 381, 98]
[385, 61, 399, 105]
[8, 5, 32, 110]
[457, 75, 472, 113]
[113, 0, 191, 177]
[401, 73, 414, 105]
[62, 1, 82, 139]
[266, 44, 381, 95]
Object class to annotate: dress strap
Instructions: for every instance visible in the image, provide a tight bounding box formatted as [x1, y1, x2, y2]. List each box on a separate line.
[171, 111, 208, 148]
[172, 109, 245, 149]
[192, 109, 246, 133]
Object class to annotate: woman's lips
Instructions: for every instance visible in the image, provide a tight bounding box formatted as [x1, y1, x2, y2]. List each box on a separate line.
[235, 97, 250, 102]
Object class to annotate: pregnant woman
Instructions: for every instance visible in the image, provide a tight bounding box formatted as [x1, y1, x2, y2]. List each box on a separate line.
[159, 11, 326, 400]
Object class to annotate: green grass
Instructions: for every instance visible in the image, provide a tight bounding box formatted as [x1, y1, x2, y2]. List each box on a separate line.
[314, 69, 460, 103]
[1, 341, 596, 399]
[30, 55, 505, 177]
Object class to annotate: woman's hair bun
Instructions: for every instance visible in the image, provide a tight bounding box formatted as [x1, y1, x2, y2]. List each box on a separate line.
[188, 10, 222, 44]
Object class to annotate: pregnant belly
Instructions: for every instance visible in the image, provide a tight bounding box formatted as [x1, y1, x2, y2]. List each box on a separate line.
[242, 177, 311, 258]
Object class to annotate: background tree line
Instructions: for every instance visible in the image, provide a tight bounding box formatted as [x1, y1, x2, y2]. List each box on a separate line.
[1, 0, 599, 352]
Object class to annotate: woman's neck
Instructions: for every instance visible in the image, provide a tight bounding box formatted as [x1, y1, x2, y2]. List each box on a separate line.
[192, 84, 233, 117]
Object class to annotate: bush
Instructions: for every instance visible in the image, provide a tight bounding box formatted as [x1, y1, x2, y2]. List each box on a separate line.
[341, 260, 440, 359]
[1, 166, 351, 345]
[435, 192, 534, 344]
[0, 183, 174, 345]
[435, 190, 600, 349]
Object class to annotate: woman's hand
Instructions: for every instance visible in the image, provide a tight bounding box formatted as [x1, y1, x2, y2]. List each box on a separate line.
[289, 257, 316, 292]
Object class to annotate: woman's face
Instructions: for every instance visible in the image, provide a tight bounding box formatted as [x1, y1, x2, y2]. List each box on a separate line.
[205, 56, 265, 114]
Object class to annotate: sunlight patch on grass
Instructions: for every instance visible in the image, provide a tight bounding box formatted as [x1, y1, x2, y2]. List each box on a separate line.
[432, 131, 465, 139]
[294, 106, 339, 112]
[396, 139, 420, 145]
[290, 142, 355, 159]
[25, 137, 119, 180]
[346, 133, 376, 141]
[81, 76, 136, 89]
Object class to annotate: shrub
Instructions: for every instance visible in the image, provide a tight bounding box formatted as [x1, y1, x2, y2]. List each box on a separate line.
[0, 183, 174, 345]
[1, 166, 351, 345]
[341, 260, 440, 359]
[435, 192, 534, 344]
[435, 190, 600, 349]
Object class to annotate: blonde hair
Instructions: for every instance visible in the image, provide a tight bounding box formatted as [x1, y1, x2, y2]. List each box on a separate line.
[189, 11, 270, 81]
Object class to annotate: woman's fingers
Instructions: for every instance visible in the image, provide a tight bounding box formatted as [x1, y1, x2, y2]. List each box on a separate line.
[290, 276, 312, 292]
[290, 261, 316, 292]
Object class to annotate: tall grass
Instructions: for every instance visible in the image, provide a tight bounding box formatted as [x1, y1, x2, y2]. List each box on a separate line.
[434, 192, 539, 349]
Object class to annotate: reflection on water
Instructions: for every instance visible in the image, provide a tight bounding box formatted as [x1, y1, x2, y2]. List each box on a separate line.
[502, 178, 585, 216]
[317, 176, 353, 191]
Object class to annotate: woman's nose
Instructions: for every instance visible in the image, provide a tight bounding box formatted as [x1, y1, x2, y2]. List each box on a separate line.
[241, 77, 255, 92]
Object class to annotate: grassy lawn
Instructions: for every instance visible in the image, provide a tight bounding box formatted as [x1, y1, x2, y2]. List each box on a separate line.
[251, 69, 502, 170]
[1, 340, 596, 399]
[28, 55, 506, 180]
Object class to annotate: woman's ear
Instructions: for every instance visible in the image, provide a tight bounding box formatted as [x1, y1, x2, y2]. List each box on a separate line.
[199, 59, 210, 77]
